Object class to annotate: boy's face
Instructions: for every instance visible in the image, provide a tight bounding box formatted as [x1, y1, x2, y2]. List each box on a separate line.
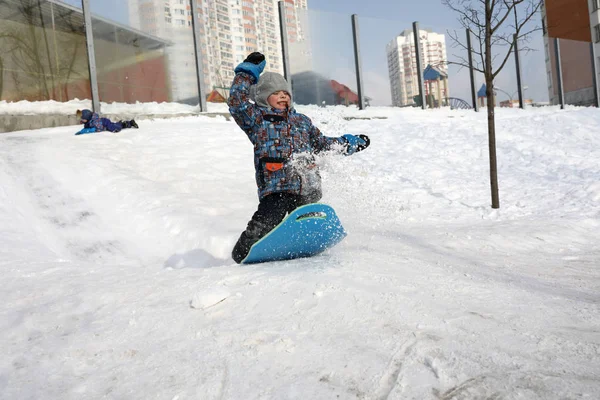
[267, 91, 291, 110]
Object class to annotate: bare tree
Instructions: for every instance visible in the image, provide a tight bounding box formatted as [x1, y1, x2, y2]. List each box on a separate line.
[443, 0, 543, 208]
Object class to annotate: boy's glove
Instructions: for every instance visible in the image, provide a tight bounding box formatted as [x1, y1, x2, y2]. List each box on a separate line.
[234, 52, 266, 82]
[75, 127, 97, 135]
[342, 134, 370, 155]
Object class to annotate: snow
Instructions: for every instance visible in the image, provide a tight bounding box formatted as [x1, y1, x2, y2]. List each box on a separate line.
[1, 102, 599, 399]
[0, 99, 209, 115]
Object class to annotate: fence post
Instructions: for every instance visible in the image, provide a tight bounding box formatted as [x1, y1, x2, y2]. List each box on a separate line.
[466, 29, 478, 111]
[351, 15, 365, 109]
[554, 37, 564, 109]
[513, 34, 524, 109]
[413, 21, 426, 110]
[278, 1, 291, 82]
[190, 0, 207, 112]
[81, 0, 100, 113]
[590, 43, 599, 108]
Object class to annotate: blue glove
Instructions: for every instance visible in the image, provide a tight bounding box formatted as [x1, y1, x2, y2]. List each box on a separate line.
[234, 53, 266, 82]
[75, 127, 97, 135]
[234, 60, 266, 82]
[342, 134, 370, 155]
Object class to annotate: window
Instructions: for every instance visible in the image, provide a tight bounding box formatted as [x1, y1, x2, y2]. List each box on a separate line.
[596, 24, 600, 43]
[592, 0, 600, 12]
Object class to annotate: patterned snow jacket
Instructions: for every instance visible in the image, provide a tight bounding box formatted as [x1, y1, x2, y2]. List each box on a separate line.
[228, 72, 347, 201]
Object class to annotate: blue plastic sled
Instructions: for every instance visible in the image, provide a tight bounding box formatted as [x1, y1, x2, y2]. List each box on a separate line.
[75, 127, 97, 135]
[242, 203, 347, 264]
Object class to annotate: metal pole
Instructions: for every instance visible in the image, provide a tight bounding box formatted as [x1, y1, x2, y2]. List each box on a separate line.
[190, 0, 207, 112]
[554, 37, 564, 109]
[278, 1, 291, 82]
[514, 34, 524, 109]
[413, 21, 426, 110]
[351, 14, 365, 110]
[81, 0, 100, 113]
[590, 43, 599, 108]
[115, 28, 125, 102]
[466, 29, 478, 111]
[50, 2, 63, 101]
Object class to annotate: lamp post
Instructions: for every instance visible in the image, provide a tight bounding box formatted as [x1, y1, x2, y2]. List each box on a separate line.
[495, 86, 529, 107]
[495, 87, 513, 101]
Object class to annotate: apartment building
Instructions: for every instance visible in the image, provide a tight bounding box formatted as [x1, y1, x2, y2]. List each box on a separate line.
[542, 0, 599, 105]
[128, 0, 307, 102]
[386, 29, 447, 107]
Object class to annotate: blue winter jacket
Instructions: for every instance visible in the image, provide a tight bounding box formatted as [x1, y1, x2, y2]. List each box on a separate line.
[228, 72, 348, 200]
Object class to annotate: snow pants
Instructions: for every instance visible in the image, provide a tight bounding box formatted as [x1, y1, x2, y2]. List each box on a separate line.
[101, 118, 123, 132]
[231, 192, 316, 263]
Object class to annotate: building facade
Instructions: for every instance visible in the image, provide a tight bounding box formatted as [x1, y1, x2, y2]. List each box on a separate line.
[542, 0, 600, 106]
[386, 29, 447, 107]
[127, 0, 307, 102]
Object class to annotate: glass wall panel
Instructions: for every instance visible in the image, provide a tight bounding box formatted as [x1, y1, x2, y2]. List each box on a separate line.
[90, 0, 173, 104]
[491, 50, 519, 108]
[518, 30, 550, 106]
[287, 8, 357, 107]
[407, 24, 475, 109]
[547, 36, 596, 106]
[0, 0, 90, 103]
[419, 20, 549, 109]
[358, 16, 413, 107]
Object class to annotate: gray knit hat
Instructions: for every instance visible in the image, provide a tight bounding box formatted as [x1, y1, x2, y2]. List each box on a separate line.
[252, 72, 292, 108]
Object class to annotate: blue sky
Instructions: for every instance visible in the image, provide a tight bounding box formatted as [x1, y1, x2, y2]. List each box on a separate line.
[309, 0, 457, 27]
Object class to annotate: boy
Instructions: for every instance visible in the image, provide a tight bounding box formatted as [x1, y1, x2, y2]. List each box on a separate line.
[228, 52, 370, 264]
[76, 109, 139, 133]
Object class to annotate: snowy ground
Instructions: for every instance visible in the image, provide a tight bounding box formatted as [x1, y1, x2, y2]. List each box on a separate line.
[1, 104, 599, 399]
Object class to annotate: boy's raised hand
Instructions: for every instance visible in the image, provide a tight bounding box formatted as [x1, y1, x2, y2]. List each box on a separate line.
[234, 52, 266, 82]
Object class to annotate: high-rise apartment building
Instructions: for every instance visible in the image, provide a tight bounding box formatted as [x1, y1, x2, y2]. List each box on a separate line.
[127, 0, 307, 102]
[386, 29, 447, 107]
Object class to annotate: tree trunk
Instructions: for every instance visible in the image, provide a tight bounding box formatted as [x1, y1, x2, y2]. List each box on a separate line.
[485, 76, 499, 209]
[485, 0, 499, 208]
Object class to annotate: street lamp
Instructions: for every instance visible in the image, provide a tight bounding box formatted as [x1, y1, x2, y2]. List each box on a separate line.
[495, 85, 529, 107]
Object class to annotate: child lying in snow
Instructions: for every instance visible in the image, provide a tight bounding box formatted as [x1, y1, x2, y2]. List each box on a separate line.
[75, 109, 138, 134]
